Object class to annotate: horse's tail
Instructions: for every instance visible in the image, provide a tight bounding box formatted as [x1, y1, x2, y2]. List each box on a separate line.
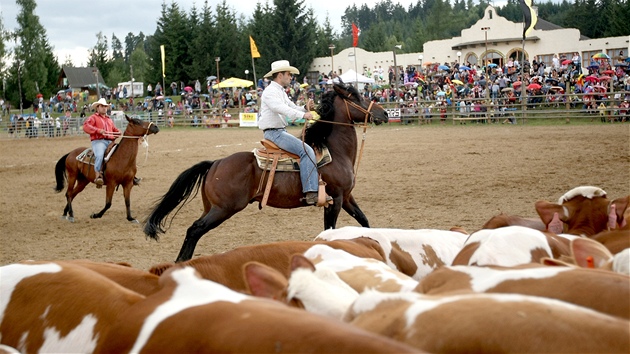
[54, 153, 69, 192]
[143, 160, 214, 241]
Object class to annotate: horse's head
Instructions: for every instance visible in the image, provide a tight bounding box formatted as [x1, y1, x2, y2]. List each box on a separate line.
[125, 115, 160, 136]
[331, 81, 388, 125]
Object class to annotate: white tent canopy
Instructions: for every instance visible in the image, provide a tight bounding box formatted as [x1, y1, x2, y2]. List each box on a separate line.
[334, 69, 375, 84]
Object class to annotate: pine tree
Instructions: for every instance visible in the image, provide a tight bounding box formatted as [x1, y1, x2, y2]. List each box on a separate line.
[10, 0, 59, 108]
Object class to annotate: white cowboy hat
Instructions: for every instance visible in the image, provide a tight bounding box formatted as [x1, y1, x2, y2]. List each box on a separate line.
[264, 60, 299, 78]
[91, 98, 109, 108]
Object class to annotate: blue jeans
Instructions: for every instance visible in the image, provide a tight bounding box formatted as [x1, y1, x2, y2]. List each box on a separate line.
[91, 139, 112, 174]
[264, 129, 318, 193]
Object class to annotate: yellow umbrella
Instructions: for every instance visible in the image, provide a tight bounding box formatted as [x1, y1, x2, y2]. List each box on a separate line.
[212, 77, 254, 89]
[452, 79, 464, 85]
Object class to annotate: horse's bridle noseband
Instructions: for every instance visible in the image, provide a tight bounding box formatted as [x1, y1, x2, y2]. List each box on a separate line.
[343, 95, 375, 126]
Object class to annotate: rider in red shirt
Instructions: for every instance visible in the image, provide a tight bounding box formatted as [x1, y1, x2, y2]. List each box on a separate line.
[83, 98, 120, 186]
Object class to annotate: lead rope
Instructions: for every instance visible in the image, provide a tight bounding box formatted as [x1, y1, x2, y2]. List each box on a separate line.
[345, 100, 373, 183]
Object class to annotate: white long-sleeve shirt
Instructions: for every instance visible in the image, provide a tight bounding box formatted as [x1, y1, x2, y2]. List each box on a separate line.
[258, 81, 307, 130]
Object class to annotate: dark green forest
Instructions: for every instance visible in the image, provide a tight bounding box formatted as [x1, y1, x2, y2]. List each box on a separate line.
[2, 0, 628, 107]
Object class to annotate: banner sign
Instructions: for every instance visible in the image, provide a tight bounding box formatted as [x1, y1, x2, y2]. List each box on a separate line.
[239, 112, 258, 127]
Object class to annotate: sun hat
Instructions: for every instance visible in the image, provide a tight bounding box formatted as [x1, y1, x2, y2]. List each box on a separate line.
[91, 98, 109, 108]
[264, 60, 300, 78]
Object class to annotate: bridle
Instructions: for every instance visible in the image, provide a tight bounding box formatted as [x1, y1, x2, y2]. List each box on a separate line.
[299, 90, 379, 178]
[117, 120, 155, 167]
[119, 121, 155, 140]
[343, 95, 374, 127]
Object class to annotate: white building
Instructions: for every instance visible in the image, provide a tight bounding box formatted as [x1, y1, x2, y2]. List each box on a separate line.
[308, 6, 628, 79]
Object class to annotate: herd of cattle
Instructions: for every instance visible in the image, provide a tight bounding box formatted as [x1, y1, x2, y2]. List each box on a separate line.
[1, 185, 628, 353]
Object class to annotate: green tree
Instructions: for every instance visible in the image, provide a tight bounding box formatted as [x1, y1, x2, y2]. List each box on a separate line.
[8, 0, 58, 109]
[188, 0, 216, 84]
[265, 0, 317, 78]
[88, 32, 110, 82]
[130, 46, 150, 85]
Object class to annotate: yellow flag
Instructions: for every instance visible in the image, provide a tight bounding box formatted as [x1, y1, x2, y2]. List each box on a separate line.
[249, 36, 261, 58]
[160, 45, 166, 78]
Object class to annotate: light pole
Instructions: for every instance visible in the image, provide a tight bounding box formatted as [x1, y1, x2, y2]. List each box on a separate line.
[215, 57, 221, 83]
[393, 44, 402, 95]
[245, 69, 249, 80]
[92, 68, 100, 100]
[481, 27, 490, 75]
[329, 44, 335, 76]
[130, 64, 134, 99]
[457, 51, 461, 64]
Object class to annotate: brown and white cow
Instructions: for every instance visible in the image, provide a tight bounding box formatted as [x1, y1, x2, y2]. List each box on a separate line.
[244, 246, 418, 320]
[451, 226, 571, 267]
[543, 236, 630, 275]
[96, 267, 422, 354]
[345, 290, 630, 353]
[535, 186, 629, 236]
[0, 261, 145, 353]
[148, 238, 386, 293]
[303, 244, 419, 293]
[415, 264, 630, 319]
[315, 226, 468, 280]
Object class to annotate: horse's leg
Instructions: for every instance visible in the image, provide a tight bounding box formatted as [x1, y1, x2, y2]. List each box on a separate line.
[323, 197, 343, 230]
[121, 183, 137, 223]
[175, 207, 238, 262]
[342, 193, 370, 227]
[90, 183, 115, 219]
[64, 175, 89, 222]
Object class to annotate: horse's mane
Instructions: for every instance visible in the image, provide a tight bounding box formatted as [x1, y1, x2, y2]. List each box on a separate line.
[303, 81, 361, 151]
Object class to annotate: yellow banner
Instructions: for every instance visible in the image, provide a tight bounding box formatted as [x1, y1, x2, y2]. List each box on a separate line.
[160, 45, 166, 78]
[249, 36, 261, 59]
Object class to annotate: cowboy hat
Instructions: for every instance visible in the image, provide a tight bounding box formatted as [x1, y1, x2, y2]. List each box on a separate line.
[91, 98, 109, 108]
[264, 60, 299, 78]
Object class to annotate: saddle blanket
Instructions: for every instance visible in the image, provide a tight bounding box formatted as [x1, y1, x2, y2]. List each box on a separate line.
[76, 145, 117, 165]
[253, 146, 332, 172]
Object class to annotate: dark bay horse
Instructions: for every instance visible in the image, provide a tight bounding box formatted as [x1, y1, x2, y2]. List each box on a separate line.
[54, 115, 159, 222]
[144, 82, 388, 262]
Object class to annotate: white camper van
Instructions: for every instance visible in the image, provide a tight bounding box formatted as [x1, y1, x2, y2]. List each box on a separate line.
[117, 81, 144, 98]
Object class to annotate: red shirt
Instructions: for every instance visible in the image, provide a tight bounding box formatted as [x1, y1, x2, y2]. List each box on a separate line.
[83, 113, 120, 141]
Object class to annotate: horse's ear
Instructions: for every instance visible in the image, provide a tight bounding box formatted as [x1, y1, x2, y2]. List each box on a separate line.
[125, 115, 132, 122]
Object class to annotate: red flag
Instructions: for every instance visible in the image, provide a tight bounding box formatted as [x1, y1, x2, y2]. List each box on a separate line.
[352, 23, 359, 47]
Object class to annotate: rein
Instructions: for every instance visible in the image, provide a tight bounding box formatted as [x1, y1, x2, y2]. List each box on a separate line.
[300, 93, 375, 182]
[343, 98, 374, 179]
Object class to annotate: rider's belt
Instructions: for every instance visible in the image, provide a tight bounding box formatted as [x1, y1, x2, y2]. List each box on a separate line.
[263, 128, 285, 132]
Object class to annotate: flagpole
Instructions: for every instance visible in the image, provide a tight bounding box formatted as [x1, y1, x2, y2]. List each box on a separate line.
[354, 47, 358, 87]
[521, 36, 527, 125]
[251, 57, 257, 92]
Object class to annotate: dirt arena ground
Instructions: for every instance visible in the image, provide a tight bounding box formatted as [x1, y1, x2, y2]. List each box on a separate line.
[0, 123, 628, 270]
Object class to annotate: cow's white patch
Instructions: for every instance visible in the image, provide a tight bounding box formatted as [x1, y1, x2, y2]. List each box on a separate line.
[612, 249, 630, 275]
[288, 266, 359, 319]
[304, 244, 418, 292]
[447, 265, 570, 292]
[559, 186, 606, 204]
[316, 226, 467, 279]
[130, 267, 249, 353]
[39, 314, 98, 353]
[0, 263, 62, 322]
[465, 226, 552, 266]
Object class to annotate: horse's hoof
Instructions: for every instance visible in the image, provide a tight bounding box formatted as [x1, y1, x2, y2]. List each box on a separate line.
[90, 214, 99, 219]
[67, 217, 75, 223]
[60, 215, 67, 220]
[129, 219, 139, 224]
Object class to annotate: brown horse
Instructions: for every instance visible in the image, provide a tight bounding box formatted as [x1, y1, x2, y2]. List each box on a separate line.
[54, 115, 159, 223]
[144, 82, 389, 262]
